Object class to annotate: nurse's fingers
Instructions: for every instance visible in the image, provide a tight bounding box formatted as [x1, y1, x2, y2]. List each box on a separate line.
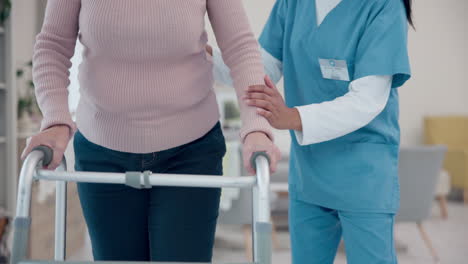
[264, 76, 276, 90]
[257, 109, 274, 119]
[247, 85, 275, 96]
[246, 99, 275, 112]
[244, 92, 272, 101]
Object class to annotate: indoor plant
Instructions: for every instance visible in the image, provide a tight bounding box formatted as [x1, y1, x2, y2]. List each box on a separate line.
[17, 61, 41, 133]
[223, 100, 241, 129]
[0, 0, 11, 27]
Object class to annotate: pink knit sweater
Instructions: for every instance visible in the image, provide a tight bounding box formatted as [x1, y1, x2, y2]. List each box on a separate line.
[33, 0, 271, 153]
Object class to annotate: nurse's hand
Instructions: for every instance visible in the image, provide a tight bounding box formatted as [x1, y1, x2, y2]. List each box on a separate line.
[243, 132, 281, 175]
[245, 76, 302, 131]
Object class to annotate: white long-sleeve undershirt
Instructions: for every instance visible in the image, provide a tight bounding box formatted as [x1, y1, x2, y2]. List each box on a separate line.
[293, 76, 391, 145]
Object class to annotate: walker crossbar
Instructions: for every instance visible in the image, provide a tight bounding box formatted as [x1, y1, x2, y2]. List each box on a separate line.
[18, 262, 252, 264]
[20, 260, 257, 264]
[34, 170, 257, 189]
[11, 146, 272, 264]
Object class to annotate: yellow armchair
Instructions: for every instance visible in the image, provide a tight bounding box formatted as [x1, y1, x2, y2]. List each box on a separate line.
[424, 116, 468, 203]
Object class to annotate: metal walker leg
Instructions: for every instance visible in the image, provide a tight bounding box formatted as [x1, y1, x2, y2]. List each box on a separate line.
[252, 155, 272, 264]
[55, 161, 68, 261]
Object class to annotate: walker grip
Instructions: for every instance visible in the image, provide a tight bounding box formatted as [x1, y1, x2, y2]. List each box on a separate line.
[250, 151, 270, 169]
[32, 145, 54, 167]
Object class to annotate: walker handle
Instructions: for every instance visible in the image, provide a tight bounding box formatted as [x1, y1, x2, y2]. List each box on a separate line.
[250, 151, 270, 169]
[32, 145, 54, 167]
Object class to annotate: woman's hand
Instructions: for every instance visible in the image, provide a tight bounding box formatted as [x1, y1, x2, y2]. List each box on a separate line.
[245, 76, 302, 131]
[243, 131, 281, 175]
[206, 44, 213, 56]
[21, 125, 72, 170]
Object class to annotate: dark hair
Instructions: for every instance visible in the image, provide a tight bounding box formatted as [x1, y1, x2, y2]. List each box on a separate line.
[403, 0, 414, 27]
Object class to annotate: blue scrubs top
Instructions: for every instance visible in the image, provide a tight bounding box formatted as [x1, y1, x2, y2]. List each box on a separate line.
[259, 0, 411, 213]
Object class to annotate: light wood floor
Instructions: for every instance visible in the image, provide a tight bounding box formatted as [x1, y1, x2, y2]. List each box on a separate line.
[70, 202, 468, 264]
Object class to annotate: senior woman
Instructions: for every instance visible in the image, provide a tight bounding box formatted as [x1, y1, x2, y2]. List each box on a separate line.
[21, 0, 280, 262]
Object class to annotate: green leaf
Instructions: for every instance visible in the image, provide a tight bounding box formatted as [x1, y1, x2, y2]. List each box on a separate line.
[16, 69, 24, 78]
[0, 0, 12, 24]
[224, 100, 240, 120]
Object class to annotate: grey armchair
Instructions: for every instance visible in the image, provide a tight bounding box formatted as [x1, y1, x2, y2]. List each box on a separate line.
[396, 145, 447, 263]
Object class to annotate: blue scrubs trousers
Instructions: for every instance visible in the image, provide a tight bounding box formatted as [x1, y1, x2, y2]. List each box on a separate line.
[74, 123, 226, 262]
[290, 198, 397, 264]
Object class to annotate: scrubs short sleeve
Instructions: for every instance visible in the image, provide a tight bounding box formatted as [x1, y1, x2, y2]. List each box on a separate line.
[354, 0, 411, 88]
[259, 0, 287, 62]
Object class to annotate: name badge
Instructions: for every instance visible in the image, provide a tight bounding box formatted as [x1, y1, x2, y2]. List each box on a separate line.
[318, 58, 350, 81]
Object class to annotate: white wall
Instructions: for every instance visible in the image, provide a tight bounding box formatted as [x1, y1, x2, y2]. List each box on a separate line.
[208, 0, 468, 146]
[206, 0, 276, 39]
[12, 0, 39, 66]
[12, 0, 41, 97]
[401, 0, 468, 145]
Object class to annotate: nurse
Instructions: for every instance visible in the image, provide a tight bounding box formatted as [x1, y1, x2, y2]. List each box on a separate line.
[209, 0, 412, 263]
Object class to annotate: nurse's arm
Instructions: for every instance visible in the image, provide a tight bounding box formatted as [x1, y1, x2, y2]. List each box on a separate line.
[211, 47, 284, 87]
[294, 75, 392, 146]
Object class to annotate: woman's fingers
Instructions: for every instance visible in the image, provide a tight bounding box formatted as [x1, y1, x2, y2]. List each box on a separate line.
[246, 164, 256, 175]
[242, 132, 281, 175]
[267, 147, 280, 173]
[20, 125, 71, 170]
[22, 135, 62, 169]
[265, 136, 281, 174]
[48, 149, 65, 170]
[21, 137, 60, 169]
[242, 149, 256, 175]
[206, 44, 213, 56]
[21, 137, 35, 160]
[265, 143, 281, 174]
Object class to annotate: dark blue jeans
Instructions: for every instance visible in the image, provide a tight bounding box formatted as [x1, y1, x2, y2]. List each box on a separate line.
[74, 123, 226, 262]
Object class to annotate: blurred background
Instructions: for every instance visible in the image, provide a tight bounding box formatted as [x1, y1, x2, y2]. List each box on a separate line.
[0, 0, 467, 263]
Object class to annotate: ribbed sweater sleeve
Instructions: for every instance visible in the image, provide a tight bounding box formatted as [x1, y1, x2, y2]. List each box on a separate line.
[207, 0, 273, 141]
[33, 0, 80, 134]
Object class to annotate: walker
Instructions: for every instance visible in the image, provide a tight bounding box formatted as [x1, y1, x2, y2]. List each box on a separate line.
[10, 146, 272, 264]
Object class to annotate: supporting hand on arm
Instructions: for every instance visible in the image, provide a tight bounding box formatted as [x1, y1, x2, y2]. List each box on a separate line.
[246, 75, 392, 145]
[245, 76, 302, 131]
